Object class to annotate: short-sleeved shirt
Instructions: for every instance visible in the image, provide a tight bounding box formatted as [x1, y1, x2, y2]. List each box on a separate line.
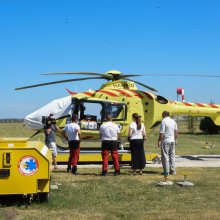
[100, 122, 120, 141]
[129, 122, 146, 140]
[64, 123, 80, 141]
[160, 117, 178, 142]
[44, 124, 56, 146]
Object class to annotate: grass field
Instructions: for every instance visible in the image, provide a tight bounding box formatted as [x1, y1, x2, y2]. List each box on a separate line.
[0, 167, 220, 220]
[0, 122, 220, 220]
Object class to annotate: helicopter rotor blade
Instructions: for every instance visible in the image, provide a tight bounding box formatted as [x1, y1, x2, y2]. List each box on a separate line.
[124, 78, 158, 92]
[15, 76, 111, 90]
[119, 74, 142, 78]
[142, 74, 220, 77]
[42, 72, 103, 76]
[41, 72, 143, 79]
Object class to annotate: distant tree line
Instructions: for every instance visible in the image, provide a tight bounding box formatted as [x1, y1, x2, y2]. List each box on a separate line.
[0, 119, 24, 123]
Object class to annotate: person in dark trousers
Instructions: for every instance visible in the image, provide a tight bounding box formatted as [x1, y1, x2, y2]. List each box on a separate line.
[99, 114, 120, 176]
[158, 111, 178, 177]
[128, 113, 147, 175]
[64, 114, 81, 175]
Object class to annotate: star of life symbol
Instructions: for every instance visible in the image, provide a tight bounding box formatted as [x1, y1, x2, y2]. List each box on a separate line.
[18, 155, 39, 176]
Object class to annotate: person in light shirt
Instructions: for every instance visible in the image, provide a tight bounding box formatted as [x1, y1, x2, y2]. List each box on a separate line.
[158, 111, 178, 177]
[128, 113, 147, 175]
[99, 114, 120, 176]
[64, 114, 81, 175]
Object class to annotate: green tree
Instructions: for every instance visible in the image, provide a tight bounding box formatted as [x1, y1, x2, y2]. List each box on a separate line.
[187, 116, 198, 134]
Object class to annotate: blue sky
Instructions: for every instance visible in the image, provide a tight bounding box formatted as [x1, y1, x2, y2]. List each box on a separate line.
[1, 0, 220, 118]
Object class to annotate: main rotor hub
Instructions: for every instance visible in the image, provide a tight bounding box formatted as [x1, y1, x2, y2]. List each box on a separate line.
[105, 70, 122, 81]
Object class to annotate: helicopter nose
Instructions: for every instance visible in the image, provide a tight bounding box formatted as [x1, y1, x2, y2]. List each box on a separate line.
[24, 95, 72, 130]
[24, 113, 44, 130]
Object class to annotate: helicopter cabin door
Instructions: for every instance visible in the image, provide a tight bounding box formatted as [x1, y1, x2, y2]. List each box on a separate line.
[75, 100, 127, 133]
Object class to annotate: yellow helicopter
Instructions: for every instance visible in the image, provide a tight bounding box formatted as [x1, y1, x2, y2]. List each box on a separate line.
[15, 70, 220, 141]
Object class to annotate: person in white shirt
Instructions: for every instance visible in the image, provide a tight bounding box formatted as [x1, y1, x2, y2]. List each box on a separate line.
[128, 113, 147, 175]
[64, 114, 81, 174]
[99, 114, 120, 176]
[158, 111, 178, 177]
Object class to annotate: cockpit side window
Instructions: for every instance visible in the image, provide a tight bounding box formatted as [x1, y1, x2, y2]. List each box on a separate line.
[78, 101, 103, 130]
[80, 102, 102, 122]
[104, 103, 126, 121]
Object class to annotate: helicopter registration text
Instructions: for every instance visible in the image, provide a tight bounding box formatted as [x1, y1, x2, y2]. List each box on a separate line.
[112, 82, 136, 89]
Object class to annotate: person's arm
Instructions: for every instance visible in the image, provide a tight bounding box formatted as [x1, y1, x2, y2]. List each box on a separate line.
[174, 122, 178, 144]
[158, 121, 165, 148]
[55, 124, 66, 138]
[55, 124, 61, 132]
[63, 129, 68, 140]
[45, 127, 51, 135]
[62, 126, 68, 140]
[142, 125, 147, 141]
[99, 125, 103, 140]
[128, 127, 132, 141]
[174, 130, 178, 144]
[158, 133, 164, 148]
[77, 129, 82, 142]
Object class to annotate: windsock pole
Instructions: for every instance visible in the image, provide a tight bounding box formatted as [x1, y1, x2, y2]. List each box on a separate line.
[176, 88, 185, 102]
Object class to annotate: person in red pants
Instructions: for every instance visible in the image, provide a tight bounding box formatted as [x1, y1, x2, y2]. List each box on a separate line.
[64, 114, 81, 175]
[99, 114, 120, 176]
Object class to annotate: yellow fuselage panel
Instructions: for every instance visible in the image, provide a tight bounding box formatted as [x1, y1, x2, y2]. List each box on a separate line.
[57, 82, 220, 140]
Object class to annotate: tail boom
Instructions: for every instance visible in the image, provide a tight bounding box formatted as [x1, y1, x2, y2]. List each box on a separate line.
[169, 101, 220, 125]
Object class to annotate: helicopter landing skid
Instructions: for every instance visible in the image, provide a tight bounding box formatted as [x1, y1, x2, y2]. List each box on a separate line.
[56, 145, 160, 164]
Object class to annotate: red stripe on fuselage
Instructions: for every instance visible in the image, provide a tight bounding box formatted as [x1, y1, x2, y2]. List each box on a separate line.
[196, 103, 205, 107]
[111, 89, 132, 97]
[209, 104, 219, 108]
[128, 90, 143, 98]
[183, 102, 192, 106]
[83, 91, 95, 97]
[97, 90, 118, 97]
[170, 101, 177, 104]
[140, 91, 154, 100]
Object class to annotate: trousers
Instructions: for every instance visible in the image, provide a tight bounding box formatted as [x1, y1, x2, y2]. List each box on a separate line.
[68, 140, 80, 167]
[101, 140, 120, 172]
[161, 142, 176, 174]
[102, 149, 120, 172]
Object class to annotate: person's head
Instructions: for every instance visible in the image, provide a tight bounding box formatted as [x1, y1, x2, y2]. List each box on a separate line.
[106, 114, 112, 122]
[162, 111, 170, 118]
[132, 113, 142, 130]
[72, 114, 78, 122]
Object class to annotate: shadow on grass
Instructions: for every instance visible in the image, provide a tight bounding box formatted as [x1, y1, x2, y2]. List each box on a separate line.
[0, 195, 36, 207]
[178, 131, 219, 135]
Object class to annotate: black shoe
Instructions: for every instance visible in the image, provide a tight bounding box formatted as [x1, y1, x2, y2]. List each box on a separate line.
[114, 170, 120, 176]
[101, 170, 107, 176]
[67, 165, 71, 173]
[71, 166, 77, 175]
